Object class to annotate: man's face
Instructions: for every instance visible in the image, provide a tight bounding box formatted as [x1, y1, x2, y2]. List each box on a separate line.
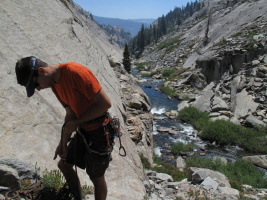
[34, 69, 52, 91]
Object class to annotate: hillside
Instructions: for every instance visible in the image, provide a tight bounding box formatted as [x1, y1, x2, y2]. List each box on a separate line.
[100, 24, 132, 48]
[94, 15, 154, 37]
[138, 0, 267, 127]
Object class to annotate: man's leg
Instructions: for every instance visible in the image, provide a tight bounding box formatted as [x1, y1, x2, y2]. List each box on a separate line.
[90, 175, 107, 200]
[58, 159, 82, 200]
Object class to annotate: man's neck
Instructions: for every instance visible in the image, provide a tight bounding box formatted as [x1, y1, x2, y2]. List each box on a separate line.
[50, 64, 60, 84]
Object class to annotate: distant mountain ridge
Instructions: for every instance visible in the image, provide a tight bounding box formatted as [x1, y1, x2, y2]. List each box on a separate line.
[93, 15, 155, 36]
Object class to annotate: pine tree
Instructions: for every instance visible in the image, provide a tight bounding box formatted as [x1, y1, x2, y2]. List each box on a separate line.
[122, 44, 131, 73]
[140, 24, 145, 51]
[161, 15, 167, 35]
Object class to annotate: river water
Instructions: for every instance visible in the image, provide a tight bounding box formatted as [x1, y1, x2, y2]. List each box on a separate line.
[137, 76, 248, 165]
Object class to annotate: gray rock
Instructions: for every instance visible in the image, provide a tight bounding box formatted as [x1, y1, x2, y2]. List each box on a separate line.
[0, 159, 36, 179]
[188, 167, 231, 188]
[252, 60, 260, 66]
[218, 187, 240, 197]
[156, 173, 173, 182]
[242, 155, 267, 170]
[203, 82, 215, 92]
[201, 176, 219, 190]
[209, 112, 221, 117]
[210, 115, 230, 121]
[233, 89, 259, 119]
[176, 157, 186, 170]
[177, 101, 190, 112]
[192, 90, 214, 112]
[0, 164, 20, 190]
[245, 114, 266, 127]
[230, 117, 240, 125]
[211, 96, 229, 111]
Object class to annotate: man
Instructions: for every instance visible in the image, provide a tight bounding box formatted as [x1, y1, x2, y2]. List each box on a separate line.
[15, 56, 112, 200]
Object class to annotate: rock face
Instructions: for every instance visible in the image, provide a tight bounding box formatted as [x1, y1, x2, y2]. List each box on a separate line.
[0, 0, 153, 199]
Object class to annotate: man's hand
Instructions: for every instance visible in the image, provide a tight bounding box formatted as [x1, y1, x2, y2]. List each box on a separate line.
[53, 142, 68, 160]
[53, 120, 78, 160]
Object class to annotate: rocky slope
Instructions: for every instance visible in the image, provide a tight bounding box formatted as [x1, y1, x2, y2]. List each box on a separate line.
[140, 0, 267, 127]
[0, 0, 153, 199]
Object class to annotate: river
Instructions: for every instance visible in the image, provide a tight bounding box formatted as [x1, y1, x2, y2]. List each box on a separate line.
[136, 75, 249, 165]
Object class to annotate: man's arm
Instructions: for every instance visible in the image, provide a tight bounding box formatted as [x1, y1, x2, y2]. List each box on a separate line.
[77, 88, 111, 124]
[54, 88, 111, 160]
[53, 106, 76, 160]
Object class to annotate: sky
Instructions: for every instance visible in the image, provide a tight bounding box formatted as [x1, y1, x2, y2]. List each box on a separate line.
[73, 0, 192, 20]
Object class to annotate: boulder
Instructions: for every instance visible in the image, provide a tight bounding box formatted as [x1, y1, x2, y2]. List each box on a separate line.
[211, 96, 229, 112]
[192, 90, 214, 112]
[201, 176, 219, 190]
[155, 173, 173, 183]
[245, 114, 266, 127]
[218, 187, 240, 198]
[128, 93, 151, 111]
[233, 89, 259, 119]
[188, 167, 231, 188]
[0, 165, 20, 190]
[0, 159, 36, 179]
[176, 157, 186, 171]
[242, 155, 267, 169]
[177, 101, 190, 112]
[230, 75, 246, 110]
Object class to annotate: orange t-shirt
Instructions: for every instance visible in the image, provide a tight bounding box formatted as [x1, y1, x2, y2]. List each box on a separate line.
[52, 62, 102, 118]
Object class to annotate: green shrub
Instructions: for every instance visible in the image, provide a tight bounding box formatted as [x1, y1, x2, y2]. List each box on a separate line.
[153, 156, 187, 181]
[135, 61, 153, 71]
[186, 156, 225, 171]
[171, 142, 195, 155]
[162, 69, 176, 77]
[178, 106, 267, 153]
[42, 169, 94, 199]
[140, 72, 151, 77]
[140, 154, 152, 169]
[155, 35, 182, 52]
[185, 156, 267, 189]
[108, 59, 117, 68]
[81, 185, 94, 198]
[170, 68, 188, 78]
[42, 169, 65, 191]
[159, 85, 178, 97]
[221, 159, 267, 189]
[177, 106, 209, 130]
[139, 154, 187, 182]
[246, 32, 257, 38]
[201, 120, 239, 145]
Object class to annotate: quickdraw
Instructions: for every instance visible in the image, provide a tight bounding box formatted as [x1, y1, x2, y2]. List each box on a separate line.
[103, 116, 126, 157]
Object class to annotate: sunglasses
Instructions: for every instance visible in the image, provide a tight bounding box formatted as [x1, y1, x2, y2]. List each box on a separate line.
[25, 57, 37, 88]
[33, 74, 39, 88]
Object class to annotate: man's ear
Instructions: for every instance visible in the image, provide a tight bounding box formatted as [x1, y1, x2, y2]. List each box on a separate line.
[38, 67, 46, 74]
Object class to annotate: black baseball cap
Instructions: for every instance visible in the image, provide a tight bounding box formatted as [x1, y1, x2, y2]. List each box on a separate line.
[15, 56, 38, 97]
